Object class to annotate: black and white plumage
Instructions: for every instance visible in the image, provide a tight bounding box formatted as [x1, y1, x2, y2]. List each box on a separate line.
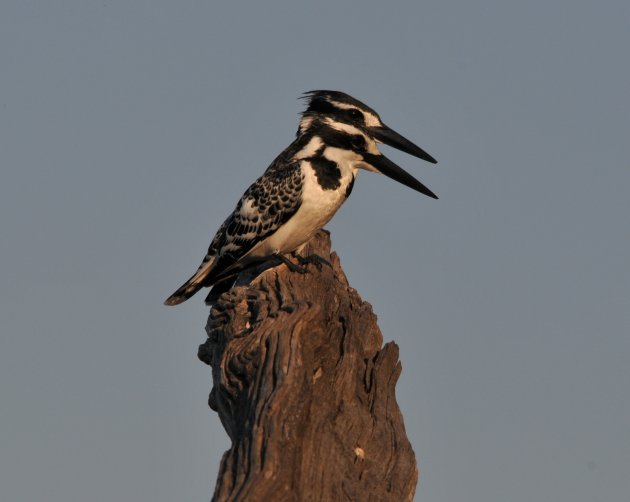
[165, 90, 438, 306]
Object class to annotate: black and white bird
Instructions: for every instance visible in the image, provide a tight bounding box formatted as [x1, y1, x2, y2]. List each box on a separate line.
[165, 90, 438, 306]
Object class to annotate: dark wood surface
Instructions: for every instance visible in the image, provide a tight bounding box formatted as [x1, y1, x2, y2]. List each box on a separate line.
[198, 231, 417, 501]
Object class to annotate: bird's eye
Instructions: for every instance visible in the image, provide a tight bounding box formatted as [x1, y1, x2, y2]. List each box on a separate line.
[351, 135, 366, 150]
[348, 109, 364, 122]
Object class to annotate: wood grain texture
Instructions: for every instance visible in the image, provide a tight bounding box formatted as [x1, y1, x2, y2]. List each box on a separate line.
[198, 231, 417, 501]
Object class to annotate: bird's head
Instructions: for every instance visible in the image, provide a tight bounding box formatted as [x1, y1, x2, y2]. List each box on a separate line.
[298, 90, 438, 199]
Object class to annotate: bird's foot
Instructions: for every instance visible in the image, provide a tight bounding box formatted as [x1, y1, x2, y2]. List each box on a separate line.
[274, 253, 308, 274]
[291, 251, 332, 271]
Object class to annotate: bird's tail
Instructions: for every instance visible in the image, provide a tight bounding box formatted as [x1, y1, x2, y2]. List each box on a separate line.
[164, 256, 216, 306]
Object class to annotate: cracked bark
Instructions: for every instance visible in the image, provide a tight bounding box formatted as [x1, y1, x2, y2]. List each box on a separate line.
[198, 230, 417, 501]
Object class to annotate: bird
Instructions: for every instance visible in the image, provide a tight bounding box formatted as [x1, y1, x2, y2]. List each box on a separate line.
[164, 90, 438, 306]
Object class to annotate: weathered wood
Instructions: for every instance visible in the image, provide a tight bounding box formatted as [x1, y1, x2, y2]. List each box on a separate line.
[198, 231, 417, 501]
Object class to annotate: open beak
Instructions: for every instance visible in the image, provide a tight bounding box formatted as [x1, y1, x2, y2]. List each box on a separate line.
[361, 152, 438, 199]
[369, 124, 437, 164]
[364, 124, 438, 199]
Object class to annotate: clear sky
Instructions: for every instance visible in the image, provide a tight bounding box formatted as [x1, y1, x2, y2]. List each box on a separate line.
[1, 1, 629, 501]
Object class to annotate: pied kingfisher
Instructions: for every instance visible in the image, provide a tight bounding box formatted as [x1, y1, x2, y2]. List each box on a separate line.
[165, 90, 438, 305]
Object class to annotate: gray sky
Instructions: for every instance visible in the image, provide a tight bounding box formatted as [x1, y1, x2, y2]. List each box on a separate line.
[1, 1, 629, 501]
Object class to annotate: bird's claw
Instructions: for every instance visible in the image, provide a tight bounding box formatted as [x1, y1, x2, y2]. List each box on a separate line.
[274, 253, 308, 274]
[292, 252, 332, 271]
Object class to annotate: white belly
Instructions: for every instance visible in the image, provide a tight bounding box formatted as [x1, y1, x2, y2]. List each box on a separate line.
[249, 163, 356, 257]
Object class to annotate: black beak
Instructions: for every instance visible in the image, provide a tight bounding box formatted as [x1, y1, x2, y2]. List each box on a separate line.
[369, 125, 437, 164]
[362, 152, 438, 199]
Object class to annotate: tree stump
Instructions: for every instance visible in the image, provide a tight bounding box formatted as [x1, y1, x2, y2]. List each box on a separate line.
[198, 231, 417, 501]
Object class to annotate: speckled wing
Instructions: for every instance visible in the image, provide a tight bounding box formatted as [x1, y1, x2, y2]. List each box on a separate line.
[164, 162, 304, 305]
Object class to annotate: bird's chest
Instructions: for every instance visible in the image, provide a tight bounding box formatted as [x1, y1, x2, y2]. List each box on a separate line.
[301, 158, 355, 215]
[251, 161, 355, 256]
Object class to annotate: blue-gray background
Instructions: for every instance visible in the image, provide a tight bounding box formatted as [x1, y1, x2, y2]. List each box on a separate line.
[2, 1, 629, 501]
